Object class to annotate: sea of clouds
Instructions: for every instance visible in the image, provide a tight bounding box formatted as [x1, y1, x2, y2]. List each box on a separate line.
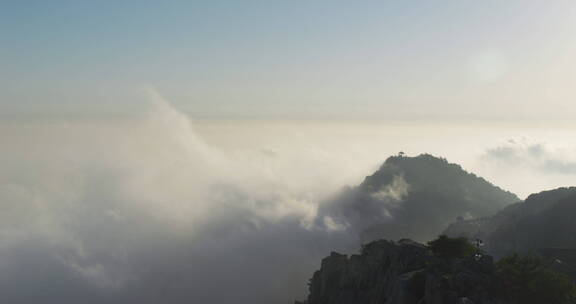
[1, 91, 575, 303]
[0, 92, 366, 303]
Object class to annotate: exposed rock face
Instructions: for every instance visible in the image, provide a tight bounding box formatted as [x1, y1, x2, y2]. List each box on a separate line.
[297, 239, 506, 304]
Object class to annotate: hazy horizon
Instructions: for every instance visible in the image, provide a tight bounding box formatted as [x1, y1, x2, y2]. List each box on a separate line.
[4, 93, 575, 198]
[2, 1, 576, 303]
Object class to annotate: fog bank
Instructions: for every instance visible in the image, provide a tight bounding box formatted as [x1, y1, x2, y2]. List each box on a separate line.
[1, 94, 575, 303]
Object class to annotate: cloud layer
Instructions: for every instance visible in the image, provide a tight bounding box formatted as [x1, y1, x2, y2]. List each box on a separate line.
[1, 92, 575, 303]
[0, 93, 364, 304]
[477, 137, 576, 199]
[484, 138, 576, 175]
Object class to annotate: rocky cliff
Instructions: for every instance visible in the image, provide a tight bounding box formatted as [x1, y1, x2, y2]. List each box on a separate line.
[296, 239, 506, 304]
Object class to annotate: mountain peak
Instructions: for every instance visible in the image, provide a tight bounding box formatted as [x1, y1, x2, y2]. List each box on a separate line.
[317, 154, 519, 242]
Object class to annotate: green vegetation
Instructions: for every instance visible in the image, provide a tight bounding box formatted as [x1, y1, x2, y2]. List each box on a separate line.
[428, 235, 477, 259]
[349, 154, 519, 242]
[427, 235, 576, 303]
[496, 254, 576, 304]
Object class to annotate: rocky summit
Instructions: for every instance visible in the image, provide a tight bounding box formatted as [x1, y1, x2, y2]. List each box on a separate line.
[317, 154, 519, 243]
[296, 239, 505, 304]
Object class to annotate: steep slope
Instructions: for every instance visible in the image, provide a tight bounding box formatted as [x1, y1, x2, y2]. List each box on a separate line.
[445, 187, 576, 257]
[317, 154, 519, 242]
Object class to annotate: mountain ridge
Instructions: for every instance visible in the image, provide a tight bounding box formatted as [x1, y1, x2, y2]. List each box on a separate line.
[317, 154, 519, 243]
[445, 187, 576, 258]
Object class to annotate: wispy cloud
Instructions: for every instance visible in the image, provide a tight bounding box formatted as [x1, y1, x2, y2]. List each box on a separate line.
[483, 138, 576, 175]
[0, 90, 361, 303]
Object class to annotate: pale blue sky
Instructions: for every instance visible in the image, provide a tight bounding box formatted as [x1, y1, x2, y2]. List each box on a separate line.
[2, 0, 576, 120]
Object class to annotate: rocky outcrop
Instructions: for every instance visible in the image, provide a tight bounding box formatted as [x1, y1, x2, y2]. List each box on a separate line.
[297, 239, 506, 304]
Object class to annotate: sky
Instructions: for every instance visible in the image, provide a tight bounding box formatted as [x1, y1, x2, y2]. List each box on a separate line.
[2, 0, 576, 120]
[2, 2, 576, 304]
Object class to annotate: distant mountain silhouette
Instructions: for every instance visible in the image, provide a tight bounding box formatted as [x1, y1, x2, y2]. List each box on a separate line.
[317, 154, 520, 242]
[445, 187, 576, 258]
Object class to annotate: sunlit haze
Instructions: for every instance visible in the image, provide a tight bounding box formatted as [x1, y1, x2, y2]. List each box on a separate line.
[1, 2, 576, 304]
